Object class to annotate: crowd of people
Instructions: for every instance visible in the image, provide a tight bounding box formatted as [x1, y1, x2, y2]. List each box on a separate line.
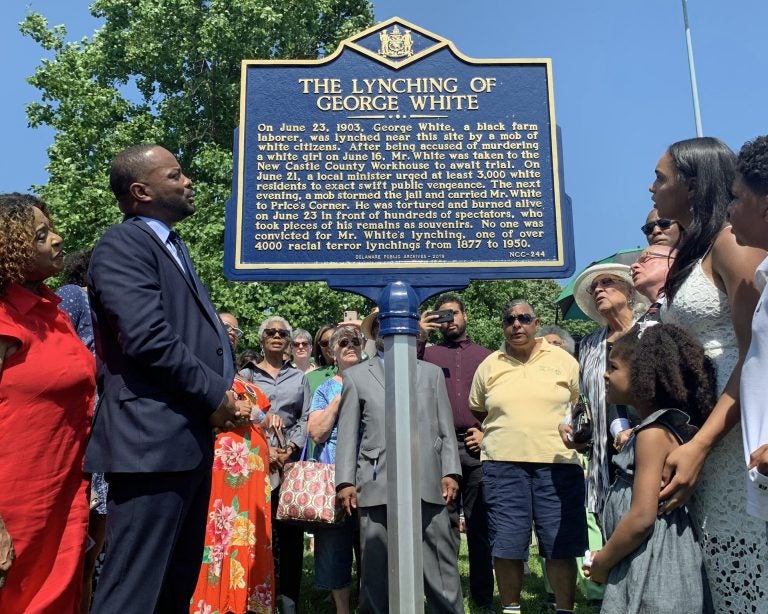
[1, 134, 768, 614]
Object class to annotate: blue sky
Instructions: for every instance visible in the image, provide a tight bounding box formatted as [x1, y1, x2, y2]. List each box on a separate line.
[3, 0, 767, 281]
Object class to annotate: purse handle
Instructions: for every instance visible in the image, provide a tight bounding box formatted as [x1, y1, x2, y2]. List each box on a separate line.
[297, 437, 310, 461]
[318, 442, 333, 465]
[297, 436, 334, 465]
[298, 437, 331, 462]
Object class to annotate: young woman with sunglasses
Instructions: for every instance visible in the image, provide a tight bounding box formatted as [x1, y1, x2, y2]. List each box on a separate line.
[238, 315, 311, 613]
[651, 137, 768, 610]
[306, 325, 364, 613]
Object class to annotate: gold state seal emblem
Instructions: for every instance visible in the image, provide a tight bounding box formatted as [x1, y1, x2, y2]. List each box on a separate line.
[378, 25, 413, 59]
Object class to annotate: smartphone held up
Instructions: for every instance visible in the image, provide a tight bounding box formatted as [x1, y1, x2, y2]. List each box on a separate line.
[427, 309, 454, 323]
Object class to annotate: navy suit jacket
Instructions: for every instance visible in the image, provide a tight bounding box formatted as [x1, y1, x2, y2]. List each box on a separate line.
[85, 217, 233, 473]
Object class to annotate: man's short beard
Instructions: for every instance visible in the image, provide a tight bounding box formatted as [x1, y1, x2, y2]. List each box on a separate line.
[443, 323, 466, 341]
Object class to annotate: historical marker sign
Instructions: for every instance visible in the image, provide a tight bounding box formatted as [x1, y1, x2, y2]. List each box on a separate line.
[224, 17, 575, 295]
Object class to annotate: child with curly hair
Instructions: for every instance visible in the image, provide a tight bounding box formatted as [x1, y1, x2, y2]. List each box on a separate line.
[584, 323, 714, 613]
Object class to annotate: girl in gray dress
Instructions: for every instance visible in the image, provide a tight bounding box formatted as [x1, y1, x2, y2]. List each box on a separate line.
[584, 324, 714, 613]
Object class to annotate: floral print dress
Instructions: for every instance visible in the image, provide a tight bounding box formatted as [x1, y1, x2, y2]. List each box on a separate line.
[191, 377, 274, 614]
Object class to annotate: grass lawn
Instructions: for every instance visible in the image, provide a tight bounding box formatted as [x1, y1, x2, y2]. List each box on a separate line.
[298, 534, 600, 613]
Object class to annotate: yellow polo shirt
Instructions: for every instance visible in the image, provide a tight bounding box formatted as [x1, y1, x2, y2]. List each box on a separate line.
[469, 338, 580, 464]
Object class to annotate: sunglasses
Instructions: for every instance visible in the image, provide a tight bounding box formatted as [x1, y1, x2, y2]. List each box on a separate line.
[292, 341, 310, 348]
[338, 337, 362, 349]
[319, 339, 331, 348]
[222, 323, 243, 338]
[635, 251, 672, 265]
[640, 218, 676, 235]
[264, 328, 290, 339]
[503, 313, 535, 326]
[587, 276, 625, 296]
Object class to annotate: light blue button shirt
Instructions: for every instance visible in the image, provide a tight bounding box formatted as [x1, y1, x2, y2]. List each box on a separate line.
[136, 215, 185, 272]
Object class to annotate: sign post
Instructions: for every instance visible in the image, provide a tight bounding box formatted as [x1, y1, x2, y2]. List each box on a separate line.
[379, 281, 423, 611]
[225, 17, 575, 610]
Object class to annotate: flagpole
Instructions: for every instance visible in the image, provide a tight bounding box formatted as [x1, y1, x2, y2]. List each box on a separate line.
[681, 0, 704, 136]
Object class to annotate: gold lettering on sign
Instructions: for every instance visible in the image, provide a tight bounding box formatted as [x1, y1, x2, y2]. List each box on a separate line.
[252, 112, 548, 260]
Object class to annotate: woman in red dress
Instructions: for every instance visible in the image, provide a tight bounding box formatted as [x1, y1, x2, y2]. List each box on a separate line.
[0, 193, 95, 611]
[191, 375, 275, 614]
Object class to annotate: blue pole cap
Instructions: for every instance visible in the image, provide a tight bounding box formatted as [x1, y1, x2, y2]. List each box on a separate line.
[377, 281, 420, 337]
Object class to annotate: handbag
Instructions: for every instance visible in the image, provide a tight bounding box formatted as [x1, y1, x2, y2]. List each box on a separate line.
[276, 441, 344, 527]
[570, 394, 593, 445]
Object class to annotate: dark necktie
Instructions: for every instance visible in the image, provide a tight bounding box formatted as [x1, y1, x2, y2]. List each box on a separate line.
[169, 231, 194, 284]
[168, 231, 235, 383]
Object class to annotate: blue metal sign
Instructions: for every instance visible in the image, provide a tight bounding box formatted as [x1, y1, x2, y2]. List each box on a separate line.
[225, 17, 575, 301]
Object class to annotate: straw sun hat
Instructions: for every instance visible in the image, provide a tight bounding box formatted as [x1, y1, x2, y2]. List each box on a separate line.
[572, 263, 650, 326]
[360, 307, 380, 340]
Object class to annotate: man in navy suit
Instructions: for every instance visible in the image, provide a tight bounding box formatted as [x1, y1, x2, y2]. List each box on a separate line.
[86, 144, 241, 613]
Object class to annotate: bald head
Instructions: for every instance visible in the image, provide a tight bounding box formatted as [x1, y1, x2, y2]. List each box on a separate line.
[110, 144, 159, 204]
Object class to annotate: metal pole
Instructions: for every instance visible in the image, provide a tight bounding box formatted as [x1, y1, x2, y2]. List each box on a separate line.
[380, 282, 423, 613]
[681, 0, 704, 136]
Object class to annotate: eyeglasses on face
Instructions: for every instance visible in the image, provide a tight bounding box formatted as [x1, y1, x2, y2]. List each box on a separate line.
[337, 337, 362, 349]
[319, 338, 331, 348]
[635, 251, 671, 265]
[292, 341, 311, 348]
[587, 276, 623, 296]
[503, 313, 535, 326]
[223, 323, 243, 338]
[264, 328, 289, 339]
[640, 218, 676, 235]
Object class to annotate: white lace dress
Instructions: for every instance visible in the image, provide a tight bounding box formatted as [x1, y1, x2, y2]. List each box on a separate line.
[662, 259, 768, 612]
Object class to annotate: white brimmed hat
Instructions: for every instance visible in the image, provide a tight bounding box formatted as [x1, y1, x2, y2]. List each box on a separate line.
[573, 263, 649, 325]
[360, 307, 380, 340]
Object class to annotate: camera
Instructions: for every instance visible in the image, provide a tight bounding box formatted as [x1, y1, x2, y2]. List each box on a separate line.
[427, 309, 454, 323]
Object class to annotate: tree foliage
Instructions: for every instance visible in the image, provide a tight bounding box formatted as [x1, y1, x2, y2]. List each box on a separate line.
[22, 0, 375, 347]
[22, 0, 595, 352]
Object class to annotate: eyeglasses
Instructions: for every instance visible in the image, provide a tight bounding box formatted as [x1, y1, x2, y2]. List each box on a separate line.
[587, 277, 623, 296]
[319, 338, 331, 348]
[503, 313, 535, 326]
[338, 337, 362, 349]
[292, 341, 310, 348]
[264, 328, 289, 339]
[635, 251, 671, 265]
[640, 218, 676, 235]
[222, 323, 243, 338]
